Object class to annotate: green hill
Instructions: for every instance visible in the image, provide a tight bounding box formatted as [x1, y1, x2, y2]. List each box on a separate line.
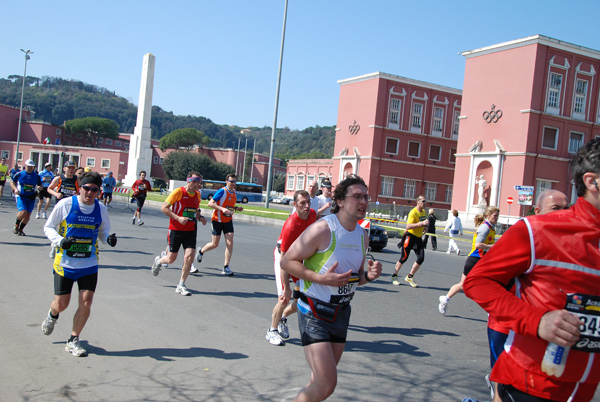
[0, 75, 335, 161]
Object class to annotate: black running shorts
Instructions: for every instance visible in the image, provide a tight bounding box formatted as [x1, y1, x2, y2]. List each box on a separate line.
[211, 220, 234, 236]
[168, 229, 197, 253]
[54, 271, 97, 295]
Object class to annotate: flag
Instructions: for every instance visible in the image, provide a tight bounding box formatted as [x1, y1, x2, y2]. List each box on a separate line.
[42, 137, 50, 145]
[55, 138, 61, 145]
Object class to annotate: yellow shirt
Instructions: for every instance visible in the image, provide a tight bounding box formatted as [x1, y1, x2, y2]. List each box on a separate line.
[407, 207, 427, 237]
[0, 164, 8, 181]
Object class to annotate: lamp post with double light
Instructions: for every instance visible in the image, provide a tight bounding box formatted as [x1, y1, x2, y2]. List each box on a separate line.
[15, 49, 33, 167]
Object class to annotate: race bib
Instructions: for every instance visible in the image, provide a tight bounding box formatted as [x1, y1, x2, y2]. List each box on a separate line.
[43, 176, 52, 183]
[22, 184, 34, 192]
[182, 207, 197, 220]
[565, 293, 600, 353]
[329, 273, 360, 304]
[62, 186, 77, 196]
[65, 237, 93, 258]
[138, 184, 146, 190]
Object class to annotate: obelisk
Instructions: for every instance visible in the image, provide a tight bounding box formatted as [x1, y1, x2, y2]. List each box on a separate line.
[123, 53, 155, 187]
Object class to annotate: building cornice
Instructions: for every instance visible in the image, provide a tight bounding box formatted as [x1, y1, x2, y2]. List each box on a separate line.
[337, 72, 462, 95]
[455, 151, 570, 162]
[520, 109, 596, 126]
[462, 35, 600, 60]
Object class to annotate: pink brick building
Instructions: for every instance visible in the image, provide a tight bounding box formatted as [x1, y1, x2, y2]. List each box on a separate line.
[284, 72, 462, 213]
[453, 35, 600, 222]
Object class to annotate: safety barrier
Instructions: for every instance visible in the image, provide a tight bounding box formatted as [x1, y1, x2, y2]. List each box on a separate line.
[113, 187, 134, 212]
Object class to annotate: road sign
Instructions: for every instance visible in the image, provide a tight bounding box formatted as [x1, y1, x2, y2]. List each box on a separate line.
[507, 196, 514, 204]
[514, 185, 534, 191]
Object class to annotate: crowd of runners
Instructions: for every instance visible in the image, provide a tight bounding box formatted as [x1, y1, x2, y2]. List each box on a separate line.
[3, 138, 600, 402]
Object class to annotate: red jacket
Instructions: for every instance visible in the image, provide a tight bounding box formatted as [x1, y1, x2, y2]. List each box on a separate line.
[464, 197, 600, 402]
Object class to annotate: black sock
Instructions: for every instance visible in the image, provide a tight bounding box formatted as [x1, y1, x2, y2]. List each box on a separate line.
[15, 219, 21, 227]
[50, 312, 59, 319]
[68, 335, 77, 342]
[19, 222, 26, 230]
[408, 274, 414, 278]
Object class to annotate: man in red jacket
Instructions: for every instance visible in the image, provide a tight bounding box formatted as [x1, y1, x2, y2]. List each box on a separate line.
[464, 138, 600, 402]
[131, 171, 152, 226]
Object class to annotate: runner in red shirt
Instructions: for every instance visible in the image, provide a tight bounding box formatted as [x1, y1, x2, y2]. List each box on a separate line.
[131, 171, 152, 226]
[266, 190, 317, 346]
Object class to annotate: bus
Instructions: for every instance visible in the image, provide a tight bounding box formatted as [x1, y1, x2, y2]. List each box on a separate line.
[200, 180, 263, 203]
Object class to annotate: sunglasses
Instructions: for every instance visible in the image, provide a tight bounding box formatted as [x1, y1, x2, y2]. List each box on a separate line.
[82, 185, 100, 193]
[228, 180, 237, 183]
[187, 177, 203, 183]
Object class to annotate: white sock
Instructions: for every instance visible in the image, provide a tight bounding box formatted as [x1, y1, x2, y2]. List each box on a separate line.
[178, 281, 185, 287]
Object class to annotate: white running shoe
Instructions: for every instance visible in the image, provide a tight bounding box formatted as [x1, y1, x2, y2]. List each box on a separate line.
[404, 275, 418, 288]
[160, 251, 169, 268]
[196, 248, 203, 263]
[190, 264, 199, 274]
[36, 212, 40, 219]
[175, 284, 191, 296]
[222, 266, 234, 276]
[266, 329, 284, 346]
[42, 210, 47, 219]
[65, 337, 87, 357]
[438, 295, 449, 315]
[151, 256, 162, 276]
[278, 318, 289, 339]
[446, 250, 451, 254]
[42, 310, 57, 335]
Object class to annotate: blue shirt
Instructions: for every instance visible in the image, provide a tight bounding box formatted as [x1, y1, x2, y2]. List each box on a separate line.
[39, 170, 54, 188]
[12, 170, 41, 197]
[102, 176, 117, 193]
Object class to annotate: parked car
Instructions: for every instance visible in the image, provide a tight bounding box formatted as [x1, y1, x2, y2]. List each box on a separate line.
[271, 197, 282, 204]
[368, 224, 388, 252]
[280, 197, 292, 205]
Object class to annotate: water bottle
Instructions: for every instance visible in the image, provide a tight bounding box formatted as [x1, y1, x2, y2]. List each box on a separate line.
[541, 342, 570, 377]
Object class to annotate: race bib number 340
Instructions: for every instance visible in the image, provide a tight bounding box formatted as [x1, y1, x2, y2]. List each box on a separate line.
[566, 293, 600, 352]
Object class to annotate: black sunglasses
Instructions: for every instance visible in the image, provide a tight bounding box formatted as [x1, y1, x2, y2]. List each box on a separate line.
[82, 185, 100, 193]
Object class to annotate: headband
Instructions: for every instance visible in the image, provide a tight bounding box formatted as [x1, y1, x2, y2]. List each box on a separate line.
[79, 175, 102, 187]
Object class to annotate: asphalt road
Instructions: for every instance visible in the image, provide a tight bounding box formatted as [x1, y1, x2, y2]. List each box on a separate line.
[1, 195, 595, 402]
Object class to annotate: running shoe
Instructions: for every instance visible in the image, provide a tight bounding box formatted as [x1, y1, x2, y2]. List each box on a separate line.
[138, 221, 144, 226]
[42, 210, 47, 219]
[13, 226, 18, 234]
[438, 295, 449, 315]
[65, 337, 87, 357]
[175, 284, 191, 296]
[196, 248, 203, 263]
[41, 310, 57, 335]
[132, 217, 136, 225]
[18, 230, 25, 236]
[36, 212, 40, 219]
[151, 256, 162, 276]
[190, 264, 199, 274]
[222, 266, 234, 276]
[266, 329, 284, 346]
[278, 317, 289, 339]
[160, 251, 169, 268]
[457, 249, 461, 255]
[391, 274, 400, 286]
[404, 275, 418, 288]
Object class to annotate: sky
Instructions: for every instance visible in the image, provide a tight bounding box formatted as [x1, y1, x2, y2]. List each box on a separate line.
[2, 1, 600, 131]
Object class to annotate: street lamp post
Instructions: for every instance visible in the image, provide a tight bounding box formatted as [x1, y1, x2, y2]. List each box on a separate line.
[15, 49, 33, 167]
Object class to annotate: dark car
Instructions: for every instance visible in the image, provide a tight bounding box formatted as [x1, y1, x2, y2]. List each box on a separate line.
[368, 224, 388, 252]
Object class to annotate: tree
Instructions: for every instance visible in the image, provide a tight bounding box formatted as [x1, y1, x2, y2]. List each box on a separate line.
[273, 173, 286, 193]
[159, 128, 210, 151]
[162, 151, 232, 181]
[65, 117, 119, 148]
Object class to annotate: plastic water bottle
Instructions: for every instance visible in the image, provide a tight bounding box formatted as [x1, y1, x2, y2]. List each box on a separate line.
[541, 342, 570, 377]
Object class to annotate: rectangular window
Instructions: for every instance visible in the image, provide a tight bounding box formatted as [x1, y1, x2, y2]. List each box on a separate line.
[101, 159, 110, 168]
[573, 79, 588, 118]
[98, 137, 103, 144]
[403, 180, 416, 199]
[287, 175, 295, 191]
[159, 157, 164, 165]
[452, 111, 460, 139]
[86, 158, 95, 167]
[105, 139, 113, 145]
[445, 185, 453, 203]
[115, 140, 122, 147]
[542, 127, 558, 150]
[432, 107, 444, 134]
[425, 183, 437, 201]
[381, 177, 394, 196]
[296, 175, 305, 190]
[547, 73, 562, 113]
[568, 132, 584, 154]
[56, 129, 61, 136]
[385, 138, 399, 154]
[1, 150, 9, 159]
[307, 175, 315, 185]
[407, 141, 421, 158]
[429, 144, 441, 161]
[536, 179, 552, 200]
[388, 98, 401, 129]
[17, 152, 23, 161]
[153, 156, 159, 164]
[411, 103, 422, 129]
[449, 147, 457, 164]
